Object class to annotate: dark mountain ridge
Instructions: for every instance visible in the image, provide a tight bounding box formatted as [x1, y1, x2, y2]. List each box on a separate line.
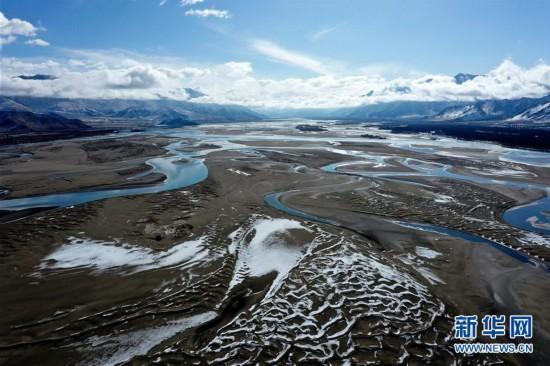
[347, 100, 469, 120]
[434, 95, 550, 122]
[344, 95, 550, 122]
[0, 96, 264, 124]
[0, 111, 90, 133]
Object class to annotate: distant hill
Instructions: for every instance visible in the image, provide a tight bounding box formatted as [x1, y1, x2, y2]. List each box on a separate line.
[344, 95, 550, 122]
[3, 95, 550, 126]
[15, 74, 58, 81]
[346, 101, 469, 120]
[434, 96, 550, 122]
[0, 96, 264, 125]
[0, 111, 90, 134]
[254, 96, 550, 122]
[0, 98, 32, 112]
[512, 100, 550, 121]
[158, 117, 199, 128]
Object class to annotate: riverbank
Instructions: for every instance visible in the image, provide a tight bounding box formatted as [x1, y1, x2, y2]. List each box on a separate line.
[0, 129, 116, 146]
[0, 135, 170, 200]
[370, 120, 550, 151]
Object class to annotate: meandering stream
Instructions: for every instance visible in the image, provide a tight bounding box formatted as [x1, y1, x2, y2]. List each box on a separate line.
[1, 123, 549, 269]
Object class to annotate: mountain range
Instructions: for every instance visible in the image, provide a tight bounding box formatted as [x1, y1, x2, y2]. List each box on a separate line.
[0, 96, 264, 127]
[0, 111, 90, 134]
[265, 95, 550, 122]
[347, 101, 466, 120]
[1, 93, 549, 129]
[433, 95, 550, 122]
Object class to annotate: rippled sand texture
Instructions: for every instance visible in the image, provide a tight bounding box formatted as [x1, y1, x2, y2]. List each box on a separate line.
[205, 223, 451, 364]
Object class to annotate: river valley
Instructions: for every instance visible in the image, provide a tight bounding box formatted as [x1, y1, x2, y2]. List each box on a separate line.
[1, 120, 549, 365]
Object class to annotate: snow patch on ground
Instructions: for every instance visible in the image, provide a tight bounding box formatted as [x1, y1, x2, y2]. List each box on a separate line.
[82, 311, 216, 366]
[398, 250, 445, 285]
[206, 228, 448, 364]
[228, 217, 310, 297]
[434, 194, 454, 203]
[227, 168, 251, 176]
[415, 266, 445, 285]
[39, 236, 208, 274]
[519, 232, 550, 247]
[372, 190, 395, 199]
[416, 246, 442, 259]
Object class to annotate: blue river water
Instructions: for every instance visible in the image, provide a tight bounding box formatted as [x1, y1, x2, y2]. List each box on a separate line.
[0, 126, 549, 239]
[0, 141, 208, 211]
[264, 192, 337, 226]
[322, 157, 550, 236]
[393, 221, 549, 272]
[264, 192, 550, 272]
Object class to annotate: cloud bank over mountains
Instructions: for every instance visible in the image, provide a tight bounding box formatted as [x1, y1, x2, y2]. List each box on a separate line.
[2, 9, 549, 109]
[2, 49, 549, 109]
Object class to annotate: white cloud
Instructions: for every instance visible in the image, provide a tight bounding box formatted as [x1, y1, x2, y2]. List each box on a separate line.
[0, 50, 252, 102]
[221, 61, 253, 78]
[0, 35, 16, 46]
[251, 39, 328, 75]
[180, 0, 205, 6]
[0, 11, 38, 37]
[358, 62, 420, 78]
[159, 0, 168, 6]
[105, 66, 161, 89]
[1, 50, 549, 110]
[25, 38, 50, 47]
[0, 11, 49, 47]
[185, 8, 232, 19]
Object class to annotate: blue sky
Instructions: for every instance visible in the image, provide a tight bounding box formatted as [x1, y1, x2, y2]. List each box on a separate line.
[1, 0, 550, 108]
[3, 0, 550, 76]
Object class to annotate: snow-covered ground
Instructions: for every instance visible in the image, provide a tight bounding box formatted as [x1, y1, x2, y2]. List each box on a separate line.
[39, 236, 209, 274]
[227, 168, 251, 176]
[81, 311, 217, 366]
[416, 246, 442, 259]
[228, 216, 311, 297]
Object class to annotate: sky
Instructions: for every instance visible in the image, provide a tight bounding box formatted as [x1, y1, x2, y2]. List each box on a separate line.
[1, 0, 550, 109]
